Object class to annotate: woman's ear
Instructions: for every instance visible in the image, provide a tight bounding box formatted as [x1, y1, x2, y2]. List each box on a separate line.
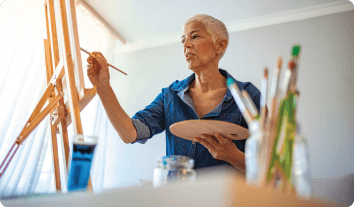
[217, 38, 228, 54]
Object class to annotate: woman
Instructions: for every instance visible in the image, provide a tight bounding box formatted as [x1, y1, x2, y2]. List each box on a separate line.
[87, 14, 260, 175]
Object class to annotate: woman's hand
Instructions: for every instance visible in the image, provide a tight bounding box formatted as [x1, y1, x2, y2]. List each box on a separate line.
[87, 52, 110, 89]
[195, 133, 246, 174]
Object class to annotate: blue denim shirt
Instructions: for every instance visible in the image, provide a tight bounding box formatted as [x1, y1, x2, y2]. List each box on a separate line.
[131, 69, 261, 169]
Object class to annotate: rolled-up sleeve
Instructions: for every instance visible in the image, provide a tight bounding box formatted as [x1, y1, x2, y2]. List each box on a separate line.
[131, 118, 150, 144]
[131, 89, 166, 144]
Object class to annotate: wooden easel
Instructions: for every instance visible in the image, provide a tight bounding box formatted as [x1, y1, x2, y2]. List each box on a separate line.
[0, 0, 105, 192]
[44, 0, 93, 191]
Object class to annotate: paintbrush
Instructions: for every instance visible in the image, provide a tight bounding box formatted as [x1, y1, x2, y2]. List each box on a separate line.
[227, 78, 254, 124]
[280, 45, 301, 98]
[242, 90, 259, 120]
[294, 89, 300, 117]
[260, 57, 283, 184]
[280, 59, 296, 98]
[80, 47, 127, 76]
[257, 68, 269, 184]
[269, 56, 282, 120]
[260, 67, 269, 128]
[288, 45, 301, 92]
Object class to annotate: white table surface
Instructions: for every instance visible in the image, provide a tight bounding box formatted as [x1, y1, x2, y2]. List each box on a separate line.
[1, 166, 343, 207]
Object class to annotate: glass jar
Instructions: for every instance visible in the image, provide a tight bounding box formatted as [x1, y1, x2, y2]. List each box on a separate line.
[153, 155, 196, 188]
[292, 127, 312, 198]
[245, 121, 263, 185]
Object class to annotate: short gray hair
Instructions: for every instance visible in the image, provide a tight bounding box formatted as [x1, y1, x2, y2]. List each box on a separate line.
[184, 14, 229, 60]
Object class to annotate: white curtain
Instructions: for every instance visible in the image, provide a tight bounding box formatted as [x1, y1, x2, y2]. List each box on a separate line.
[0, 0, 120, 197]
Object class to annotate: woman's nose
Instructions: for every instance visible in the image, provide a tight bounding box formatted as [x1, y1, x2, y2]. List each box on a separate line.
[183, 38, 192, 48]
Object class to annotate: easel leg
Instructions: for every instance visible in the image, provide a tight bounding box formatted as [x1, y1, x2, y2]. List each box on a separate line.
[50, 119, 62, 192]
[57, 118, 70, 187]
[56, 79, 70, 170]
[87, 178, 93, 191]
[44, 35, 62, 191]
[58, 0, 93, 192]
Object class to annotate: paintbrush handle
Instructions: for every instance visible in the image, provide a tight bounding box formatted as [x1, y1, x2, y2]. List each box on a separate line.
[107, 63, 128, 75]
[260, 106, 268, 128]
[80, 47, 127, 76]
[243, 109, 255, 124]
[80, 47, 91, 55]
[228, 83, 254, 124]
[242, 90, 259, 119]
[269, 96, 279, 121]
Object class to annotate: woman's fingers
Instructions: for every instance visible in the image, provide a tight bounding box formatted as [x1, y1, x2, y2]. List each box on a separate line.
[87, 52, 107, 69]
[87, 56, 95, 63]
[213, 133, 229, 145]
[86, 63, 93, 69]
[92, 52, 107, 65]
[87, 63, 100, 81]
[87, 69, 97, 76]
[86, 51, 110, 88]
[196, 133, 230, 147]
[87, 56, 100, 72]
[195, 137, 216, 152]
[87, 64, 96, 73]
[92, 52, 105, 61]
[227, 134, 241, 140]
[195, 133, 241, 162]
[203, 134, 219, 145]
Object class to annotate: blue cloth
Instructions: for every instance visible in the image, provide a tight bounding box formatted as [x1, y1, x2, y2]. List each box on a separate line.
[131, 69, 261, 169]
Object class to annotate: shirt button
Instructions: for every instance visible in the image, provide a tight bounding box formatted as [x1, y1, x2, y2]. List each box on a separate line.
[192, 141, 195, 144]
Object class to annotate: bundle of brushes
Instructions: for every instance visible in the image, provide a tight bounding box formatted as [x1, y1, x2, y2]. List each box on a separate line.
[227, 45, 303, 193]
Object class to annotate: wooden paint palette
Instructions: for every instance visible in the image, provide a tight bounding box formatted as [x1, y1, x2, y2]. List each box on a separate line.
[169, 120, 249, 141]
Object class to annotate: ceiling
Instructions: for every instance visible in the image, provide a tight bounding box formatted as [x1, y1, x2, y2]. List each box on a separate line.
[83, 0, 352, 51]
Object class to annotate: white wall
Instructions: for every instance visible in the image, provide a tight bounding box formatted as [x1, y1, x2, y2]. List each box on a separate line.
[106, 10, 354, 188]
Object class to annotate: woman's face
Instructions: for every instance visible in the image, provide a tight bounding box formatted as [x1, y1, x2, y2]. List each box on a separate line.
[182, 21, 219, 70]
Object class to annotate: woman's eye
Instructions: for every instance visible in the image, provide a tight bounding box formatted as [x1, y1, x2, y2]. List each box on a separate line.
[181, 39, 185, 44]
[192, 35, 199, 39]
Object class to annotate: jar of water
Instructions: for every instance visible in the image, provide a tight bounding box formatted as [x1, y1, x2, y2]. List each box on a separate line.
[153, 155, 196, 188]
[292, 126, 312, 198]
[245, 121, 262, 185]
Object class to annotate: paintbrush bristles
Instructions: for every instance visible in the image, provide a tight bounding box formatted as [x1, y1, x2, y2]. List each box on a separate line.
[288, 60, 296, 70]
[269, 56, 282, 100]
[260, 67, 269, 132]
[277, 56, 282, 70]
[264, 68, 268, 78]
[261, 68, 268, 108]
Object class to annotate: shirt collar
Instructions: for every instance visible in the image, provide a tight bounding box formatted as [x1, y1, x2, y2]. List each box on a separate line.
[170, 69, 243, 102]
